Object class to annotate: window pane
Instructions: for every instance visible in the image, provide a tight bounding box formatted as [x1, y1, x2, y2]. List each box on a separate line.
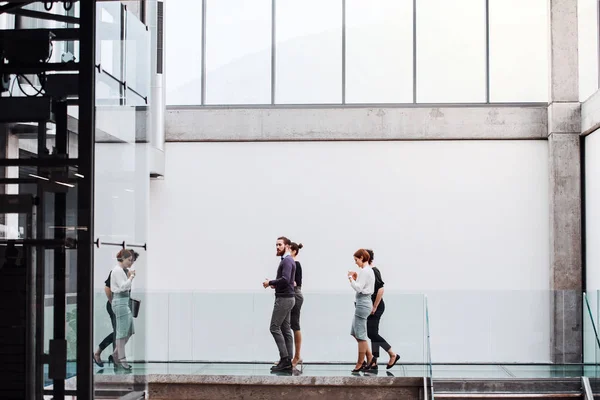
[276, 0, 342, 104]
[96, 2, 123, 80]
[166, 0, 202, 105]
[346, 0, 413, 103]
[416, 0, 486, 103]
[489, 0, 548, 102]
[578, 0, 599, 101]
[206, 0, 271, 104]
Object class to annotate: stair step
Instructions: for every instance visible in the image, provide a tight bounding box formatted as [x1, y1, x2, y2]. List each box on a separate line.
[434, 393, 582, 399]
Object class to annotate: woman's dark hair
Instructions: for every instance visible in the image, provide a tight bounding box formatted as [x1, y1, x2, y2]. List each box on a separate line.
[116, 249, 133, 262]
[128, 249, 140, 262]
[353, 249, 370, 263]
[277, 236, 292, 246]
[290, 242, 303, 254]
[366, 249, 374, 264]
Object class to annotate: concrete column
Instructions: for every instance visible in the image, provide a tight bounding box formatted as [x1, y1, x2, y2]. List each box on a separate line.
[548, 0, 583, 363]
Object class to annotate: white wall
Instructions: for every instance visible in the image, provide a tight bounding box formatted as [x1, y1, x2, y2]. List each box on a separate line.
[585, 131, 600, 365]
[145, 140, 551, 363]
[579, 0, 599, 101]
[586, 130, 600, 292]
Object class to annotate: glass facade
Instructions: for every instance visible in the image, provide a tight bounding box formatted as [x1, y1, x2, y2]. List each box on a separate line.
[166, 0, 551, 105]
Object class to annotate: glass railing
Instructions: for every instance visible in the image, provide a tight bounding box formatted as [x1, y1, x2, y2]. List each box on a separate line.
[91, 290, 431, 377]
[425, 295, 434, 399]
[584, 291, 600, 378]
[95, 2, 150, 106]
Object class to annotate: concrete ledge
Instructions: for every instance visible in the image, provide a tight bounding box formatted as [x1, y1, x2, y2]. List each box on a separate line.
[146, 375, 425, 400]
[95, 374, 425, 400]
[582, 88, 600, 134]
[147, 374, 424, 386]
[166, 106, 548, 141]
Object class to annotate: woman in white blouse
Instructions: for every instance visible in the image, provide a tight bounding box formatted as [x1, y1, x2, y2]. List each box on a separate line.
[347, 248, 375, 373]
[110, 249, 136, 370]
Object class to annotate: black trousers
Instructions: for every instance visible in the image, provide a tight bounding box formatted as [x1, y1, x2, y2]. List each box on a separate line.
[98, 301, 117, 352]
[367, 301, 392, 358]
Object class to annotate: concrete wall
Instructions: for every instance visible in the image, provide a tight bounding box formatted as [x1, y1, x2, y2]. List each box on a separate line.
[144, 140, 551, 363]
[166, 106, 548, 142]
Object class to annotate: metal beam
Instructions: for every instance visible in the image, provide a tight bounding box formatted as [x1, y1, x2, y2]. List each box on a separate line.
[8, 8, 79, 24]
[0, 1, 35, 15]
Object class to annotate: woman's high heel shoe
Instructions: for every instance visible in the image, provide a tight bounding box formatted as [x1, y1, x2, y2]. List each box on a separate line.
[351, 361, 367, 373]
[292, 358, 303, 372]
[92, 353, 104, 368]
[107, 355, 114, 365]
[366, 357, 378, 371]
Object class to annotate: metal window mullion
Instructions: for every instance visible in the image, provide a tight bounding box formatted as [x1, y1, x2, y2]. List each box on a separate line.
[413, 0, 417, 103]
[201, 0, 207, 105]
[271, 0, 276, 105]
[485, 0, 490, 103]
[342, 0, 346, 104]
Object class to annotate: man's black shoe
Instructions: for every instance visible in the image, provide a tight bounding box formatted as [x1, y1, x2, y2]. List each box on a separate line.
[271, 357, 292, 372]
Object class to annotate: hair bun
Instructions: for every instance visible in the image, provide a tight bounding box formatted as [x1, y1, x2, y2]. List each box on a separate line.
[298, 243, 303, 249]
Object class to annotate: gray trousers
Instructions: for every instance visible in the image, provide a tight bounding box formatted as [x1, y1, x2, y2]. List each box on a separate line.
[270, 296, 296, 359]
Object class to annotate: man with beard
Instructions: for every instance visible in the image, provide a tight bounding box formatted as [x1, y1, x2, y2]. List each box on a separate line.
[263, 236, 296, 372]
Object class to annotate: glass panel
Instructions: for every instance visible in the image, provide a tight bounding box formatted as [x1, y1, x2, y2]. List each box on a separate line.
[125, 9, 150, 100]
[205, 0, 271, 104]
[275, 0, 342, 104]
[346, 0, 413, 103]
[416, 0, 486, 103]
[92, 291, 427, 369]
[166, 0, 203, 105]
[96, 2, 123, 80]
[584, 291, 600, 366]
[489, 0, 548, 102]
[96, 72, 123, 106]
[578, 0, 599, 101]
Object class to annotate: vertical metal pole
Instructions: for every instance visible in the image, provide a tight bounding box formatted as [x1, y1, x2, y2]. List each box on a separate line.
[201, 0, 207, 105]
[26, 210, 35, 400]
[141, 0, 147, 24]
[51, 101, 68, 400]
[77, 0, 96, 398]
[121, 4, 127, 106]
[485, 0, 490, 103]
[35, 122, 47, 399]
[413, 0, 417, 103]
[271, 0, 276, 105]
[341, 0, 346, 104]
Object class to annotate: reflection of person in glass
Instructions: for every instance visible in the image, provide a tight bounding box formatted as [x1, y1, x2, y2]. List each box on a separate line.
[289, 242, 304, 369]
[348, 249, 375, 373]
[364, 249, 400, 371]
[110, 249, 136, 370]
[93, 250, 139, 368]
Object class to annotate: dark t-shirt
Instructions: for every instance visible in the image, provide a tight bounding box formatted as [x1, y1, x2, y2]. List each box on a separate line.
[294, 261, 302, 288]
[371, 266, 385, 304]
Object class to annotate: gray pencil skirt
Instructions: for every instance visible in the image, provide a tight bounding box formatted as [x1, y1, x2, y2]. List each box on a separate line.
[112, 292, 135, 339]
[351, 293, 372, 340]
